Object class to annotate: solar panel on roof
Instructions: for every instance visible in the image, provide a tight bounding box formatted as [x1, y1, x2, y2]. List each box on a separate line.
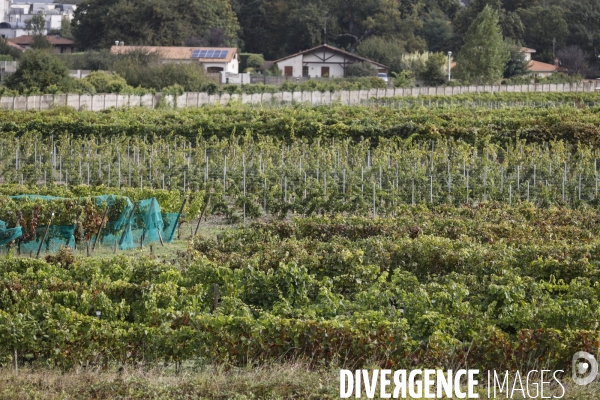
[217, 50, 228, 59]
[191, 50, 201, 58]
[206, 50, 215, 58]
[199, 50, 208, 58]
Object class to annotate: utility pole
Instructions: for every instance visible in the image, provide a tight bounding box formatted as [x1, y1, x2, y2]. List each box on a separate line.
[447, 51, 452, 81]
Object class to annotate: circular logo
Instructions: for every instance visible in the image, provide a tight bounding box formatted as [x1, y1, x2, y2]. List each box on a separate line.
[572, 351, 598, 386]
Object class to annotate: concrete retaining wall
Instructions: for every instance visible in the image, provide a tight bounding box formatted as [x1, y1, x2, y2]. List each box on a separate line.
[0, 83, 595, 111]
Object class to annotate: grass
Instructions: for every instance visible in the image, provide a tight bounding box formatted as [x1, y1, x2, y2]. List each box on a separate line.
[0, 220, 233, 263]
[1, 365, 600, 399]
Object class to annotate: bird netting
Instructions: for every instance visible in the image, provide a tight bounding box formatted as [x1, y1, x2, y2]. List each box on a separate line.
[0, 194, 180, 253]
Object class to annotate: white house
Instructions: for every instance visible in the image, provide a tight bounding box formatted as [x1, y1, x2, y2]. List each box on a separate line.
[110, 45, 239, 74]
[0, 0, 77, 39]
[520, 47, 567, 78]
[273, 44, 388, 78]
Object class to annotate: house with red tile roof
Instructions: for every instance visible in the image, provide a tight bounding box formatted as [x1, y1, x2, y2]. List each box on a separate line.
[8, 34, 75, 53]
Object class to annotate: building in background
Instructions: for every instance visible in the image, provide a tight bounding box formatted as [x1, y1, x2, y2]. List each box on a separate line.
[273, 44, 388, 78]
[520, 47, 567, 78]
[110, 45, 239, 73]
[0, 0, 76, 39]
[8, 34, 75, 53]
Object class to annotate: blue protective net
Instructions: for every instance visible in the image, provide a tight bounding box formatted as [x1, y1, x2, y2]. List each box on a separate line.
[0, 221, 22, 246]
[0, 195, 180, 253]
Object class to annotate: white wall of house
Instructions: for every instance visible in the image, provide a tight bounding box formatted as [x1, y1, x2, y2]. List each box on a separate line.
[303, 52, 350, 78]
[0, 27, 25, 38]
[201, 59, 238, 73]
[276, 55, 303, 77]
[277, 51, 384, 78]
[531, 71, 554, 78]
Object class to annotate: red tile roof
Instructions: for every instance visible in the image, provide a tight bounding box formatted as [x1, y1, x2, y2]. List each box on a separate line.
[528, 60, 558, 72]
[8, 35, 75, 46]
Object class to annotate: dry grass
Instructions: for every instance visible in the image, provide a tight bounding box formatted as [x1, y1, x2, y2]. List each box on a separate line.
[2, 365, 600, 399]
[0, 363, 340, 399]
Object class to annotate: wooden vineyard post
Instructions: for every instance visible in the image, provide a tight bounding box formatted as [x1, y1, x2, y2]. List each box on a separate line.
[213, 284, 219, 312]
[194, 193, 211, 237]
[466, 169, 470, 204]
[157, 230, 165, 247]
[223, 154, 227, 189]
[430, 175, 433, 203]
[172, 197, 187, 241]
[113, 240, 118, 254]
[36, 212, 55, 259]
[447, 160, 451, 193]
[92, 206, 110, 252]
[372, 182, 376, 218]
[243, 154, 246, 223]
[118, 151, 121, 188]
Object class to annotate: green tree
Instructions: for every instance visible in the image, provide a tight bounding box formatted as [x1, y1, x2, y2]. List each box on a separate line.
[0, 38, 22, 60]
[246, 54, 265, 69]
[60, 17, 74, 40]
[5, 50, 70, 93]
[566, 0, 600, 59]
[517, 6, 568, 63]
[503, 44, 530, 78]
[356, 36, 405, 72]
[453, 0, 523, 45]
[420, 52, 447, 85]
[418, 10, 454, 53]
[26, 13, 51, 50]
[455, 6, 510, 84]
[346, 62, 378, 77]
[73, 0, 240, 50]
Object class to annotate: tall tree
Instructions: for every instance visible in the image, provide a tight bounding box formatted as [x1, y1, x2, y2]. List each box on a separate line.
[453, 0, 523, 45]
[455, 5, 510, 83]
[517, 6, 568, 62]
[356, 36, 405, 72]
[6, 50, 70, 93]
[420, 52, 447, 85]
[503, 43, 530, 78]
[26, 13, 51, 50]
[418, 10, 454, 53]
[566, 0, 600, 60]
[72, 0, 240, 50]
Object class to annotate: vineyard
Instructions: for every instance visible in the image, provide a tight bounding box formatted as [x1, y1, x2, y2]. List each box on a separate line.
[2, 207, 600, 373]
[1, 93, 600, 397]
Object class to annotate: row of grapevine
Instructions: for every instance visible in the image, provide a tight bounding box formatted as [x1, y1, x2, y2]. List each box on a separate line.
[2, 134, 600, 219]
[2, 207, 600, 371]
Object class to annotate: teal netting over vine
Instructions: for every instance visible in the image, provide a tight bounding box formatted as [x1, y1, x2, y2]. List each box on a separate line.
[0, 221, 22, 246]
[0, 195, 179, 253]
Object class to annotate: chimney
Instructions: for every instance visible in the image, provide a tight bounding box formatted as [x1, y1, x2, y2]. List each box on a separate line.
[554, 58, 559, 67]
[115, 41, 119, 46]
[120, 41, 124, 46]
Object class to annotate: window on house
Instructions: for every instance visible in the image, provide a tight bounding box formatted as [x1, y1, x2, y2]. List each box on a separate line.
[321, 66, 329, 78]
[284, 66, 293, 76]
[302, 66, 308, 77]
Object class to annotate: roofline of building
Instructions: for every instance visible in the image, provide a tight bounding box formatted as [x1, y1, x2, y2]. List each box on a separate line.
[272, 44, 389, 69]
